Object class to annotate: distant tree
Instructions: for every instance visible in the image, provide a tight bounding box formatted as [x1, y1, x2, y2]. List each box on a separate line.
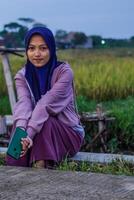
[18, 26, 28, 46]
[32, 22, 47, 28]
[1, 18, 48, 47]
[1, 21, 28, 47]
[72, 32, 87, 45]
[90, 35, 102, 47]
[18, 18, 35, 26]
[18, 17, 35, 23]
[0, 29, 8, 37]
[104, 38, 130, 48]
[18, 17, 35, 30]
[130, 36, 134, 45]
[55, 29, 68, 41]
[2, 32, 22, 47]
[18, 18, 47, 28]
[130, 36, 134, 41]
[4, 22, 23, 32]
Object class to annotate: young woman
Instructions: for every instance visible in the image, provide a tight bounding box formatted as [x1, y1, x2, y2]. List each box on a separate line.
[6, 27, 84, 168]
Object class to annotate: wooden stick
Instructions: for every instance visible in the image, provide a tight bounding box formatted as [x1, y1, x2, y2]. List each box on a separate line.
[1, 53, 16, 113]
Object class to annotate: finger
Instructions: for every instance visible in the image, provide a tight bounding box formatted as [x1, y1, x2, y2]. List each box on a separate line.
[21, 143, 27, 151]
[21, 138, 29, 143]
[22, 139, 29, 146]
[21, 140, 29, 150]
[20, 151, 25, 157]
[20, 149, 27, 157]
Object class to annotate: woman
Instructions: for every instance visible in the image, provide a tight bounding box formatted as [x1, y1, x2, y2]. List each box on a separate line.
[6, 26, 84, 168]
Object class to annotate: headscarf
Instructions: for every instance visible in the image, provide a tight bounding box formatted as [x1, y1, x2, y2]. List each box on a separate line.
[24, 26, 60, 102]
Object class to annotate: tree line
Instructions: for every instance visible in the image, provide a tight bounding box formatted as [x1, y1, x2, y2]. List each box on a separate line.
[0, 17, 134, 48]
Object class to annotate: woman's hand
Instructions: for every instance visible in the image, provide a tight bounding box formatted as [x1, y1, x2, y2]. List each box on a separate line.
[20, 136, 33, 157]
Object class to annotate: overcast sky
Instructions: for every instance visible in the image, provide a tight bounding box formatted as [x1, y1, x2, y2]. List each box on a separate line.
[0, 0, 134, 39]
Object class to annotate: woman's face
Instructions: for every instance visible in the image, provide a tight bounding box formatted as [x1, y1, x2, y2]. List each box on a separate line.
[27, 34, 50, 67]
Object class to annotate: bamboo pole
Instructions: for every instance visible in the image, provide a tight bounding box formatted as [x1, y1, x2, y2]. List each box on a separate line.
[1, 53, 16, 113]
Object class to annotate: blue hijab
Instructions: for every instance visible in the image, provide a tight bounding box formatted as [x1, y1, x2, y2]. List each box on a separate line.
[24, 27, 61, 102]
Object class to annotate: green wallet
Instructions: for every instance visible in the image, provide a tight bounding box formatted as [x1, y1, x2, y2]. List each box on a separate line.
[7, 127, 28, 159]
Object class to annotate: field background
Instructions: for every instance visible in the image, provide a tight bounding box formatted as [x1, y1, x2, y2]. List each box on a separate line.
[0, 48, 134, 153]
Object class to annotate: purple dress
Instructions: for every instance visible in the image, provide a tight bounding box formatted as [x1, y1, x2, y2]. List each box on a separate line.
[6, 116, 83, 168]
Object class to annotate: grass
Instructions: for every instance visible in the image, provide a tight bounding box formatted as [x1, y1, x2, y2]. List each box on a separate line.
[0, 155, 133, 176]
[0, 96, 11, 115]
[78, 96, 134, 153]
[0, 155, 6, 166]
[57, 159, 134, 176]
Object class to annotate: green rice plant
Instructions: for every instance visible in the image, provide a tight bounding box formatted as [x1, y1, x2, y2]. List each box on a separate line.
[1, 48, 134, 100]
[58, 48, 134, 100]
[0, 96, 11, 115]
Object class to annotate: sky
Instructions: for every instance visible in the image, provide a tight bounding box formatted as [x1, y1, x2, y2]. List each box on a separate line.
[0, 0, 134, 39]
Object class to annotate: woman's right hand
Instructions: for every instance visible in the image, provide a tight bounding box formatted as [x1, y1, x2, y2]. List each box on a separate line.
[20, 136, 33, 157]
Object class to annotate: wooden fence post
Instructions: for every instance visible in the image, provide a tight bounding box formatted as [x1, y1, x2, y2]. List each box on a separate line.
[0, 116, 7, 134]
[1, 53, 16, 113]
[96, 104, 107, 152]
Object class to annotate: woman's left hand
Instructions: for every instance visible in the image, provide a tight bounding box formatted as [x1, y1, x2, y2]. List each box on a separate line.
[20, 136, 33, 157]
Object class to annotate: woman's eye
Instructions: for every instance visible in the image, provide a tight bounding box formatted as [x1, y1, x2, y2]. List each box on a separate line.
[40, 46, 47, 51]
[28, 46, 34, 51]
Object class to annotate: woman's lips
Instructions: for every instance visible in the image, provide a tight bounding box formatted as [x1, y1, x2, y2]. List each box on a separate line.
[33, 59, 43, 61]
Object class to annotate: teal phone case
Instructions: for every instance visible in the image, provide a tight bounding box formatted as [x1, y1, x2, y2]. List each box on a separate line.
[7, 127, 27, 159]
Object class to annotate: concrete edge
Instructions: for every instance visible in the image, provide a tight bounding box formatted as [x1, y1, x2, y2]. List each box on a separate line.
[70, 152, 134, 164]
[0, 147, 134, 164]
[0, 147, 7, 155]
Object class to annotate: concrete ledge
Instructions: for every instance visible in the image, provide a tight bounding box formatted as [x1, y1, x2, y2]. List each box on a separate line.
[70, 152, 134, 164]
[0, 147, 7, 154]
[0, 147, 134, 164]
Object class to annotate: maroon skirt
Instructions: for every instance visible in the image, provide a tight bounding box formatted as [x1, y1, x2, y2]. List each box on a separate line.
[6, 116, 83, 168]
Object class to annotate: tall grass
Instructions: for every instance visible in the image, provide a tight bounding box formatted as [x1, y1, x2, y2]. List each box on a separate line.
[62, 49, 134, 100]
[1, 48, 134, 100]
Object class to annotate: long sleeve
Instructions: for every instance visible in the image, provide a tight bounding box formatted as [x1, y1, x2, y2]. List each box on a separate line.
[27, 66, 74, 138]
[13, 72, 33, 129]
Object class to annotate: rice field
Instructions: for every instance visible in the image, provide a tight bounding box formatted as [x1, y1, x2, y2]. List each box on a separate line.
[1, 48, 134, 100]
[59, 48, 134, 100]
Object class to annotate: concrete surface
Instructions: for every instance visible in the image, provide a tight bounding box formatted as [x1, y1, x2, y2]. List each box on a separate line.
[1, 148, 134, 164]
[70, 152, 134, 164]
[0, 166, 134, 200]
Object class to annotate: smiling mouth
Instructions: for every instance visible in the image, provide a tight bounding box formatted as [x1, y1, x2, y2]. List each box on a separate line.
[33, 59, 43, 61]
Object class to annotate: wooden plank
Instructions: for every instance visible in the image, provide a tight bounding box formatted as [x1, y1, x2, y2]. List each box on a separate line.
[0, 47, 25, 52]
[1, 53, 16, 113]
[4, 115, 13, 126]
[81, 112, 115, 121]
[0, 115, 13, 135]
[0, 116, 6, 134]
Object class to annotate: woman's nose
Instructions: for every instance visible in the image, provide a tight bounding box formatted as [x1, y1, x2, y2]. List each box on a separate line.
[34, 49, 41, 56]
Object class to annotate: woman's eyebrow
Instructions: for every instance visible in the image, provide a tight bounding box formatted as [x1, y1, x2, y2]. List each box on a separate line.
[39, 44, 48, 47]
[28, 44, 47, 47]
